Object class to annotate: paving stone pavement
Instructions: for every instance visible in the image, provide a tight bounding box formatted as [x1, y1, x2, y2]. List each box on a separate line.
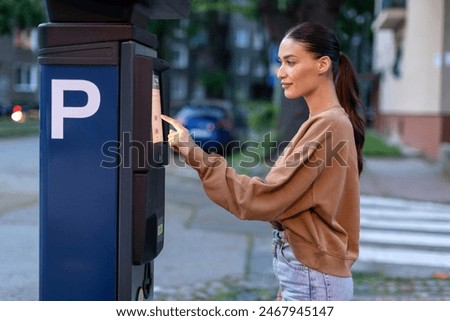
[153, 275, 450, 301]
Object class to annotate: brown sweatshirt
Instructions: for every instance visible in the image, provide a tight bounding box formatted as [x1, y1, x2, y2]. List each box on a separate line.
[185, 105, 360, 277]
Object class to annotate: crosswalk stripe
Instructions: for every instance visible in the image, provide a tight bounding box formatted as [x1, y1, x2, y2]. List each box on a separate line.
[361, 208, 450, 222]
[361, 195, 450, 212]
[360, 218, 450, 234]
[360, 229, 450, 248]
[358, 196, 450, 271]
[358, 246, 450, 268]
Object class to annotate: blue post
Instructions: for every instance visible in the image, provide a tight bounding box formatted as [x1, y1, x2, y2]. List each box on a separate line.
[40, 65, 119, 300]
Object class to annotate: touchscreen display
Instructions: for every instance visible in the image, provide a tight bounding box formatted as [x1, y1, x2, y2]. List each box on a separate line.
[151, 74, 163, 143]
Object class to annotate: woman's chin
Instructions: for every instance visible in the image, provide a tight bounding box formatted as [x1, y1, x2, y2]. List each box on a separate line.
[283, 92, 301, 100]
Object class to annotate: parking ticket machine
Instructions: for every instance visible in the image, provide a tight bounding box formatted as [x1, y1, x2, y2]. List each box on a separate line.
[39, 0, 190, 300]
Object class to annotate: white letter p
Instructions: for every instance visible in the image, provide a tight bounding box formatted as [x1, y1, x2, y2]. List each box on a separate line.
[51, 79, 101, 139]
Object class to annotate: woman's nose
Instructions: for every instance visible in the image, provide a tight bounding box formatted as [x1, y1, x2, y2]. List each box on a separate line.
[276, 66, 285, 79]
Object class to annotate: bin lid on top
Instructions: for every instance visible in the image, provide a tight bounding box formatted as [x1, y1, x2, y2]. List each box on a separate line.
[45, 0, 191, 29]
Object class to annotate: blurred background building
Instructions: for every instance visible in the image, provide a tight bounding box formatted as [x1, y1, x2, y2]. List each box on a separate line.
[161, 7, 270, 112]
[0, 29, 39, 116]
[2, 0, 450, 168]
[372, 0, 450, 162]
[0, 0, 42, 117]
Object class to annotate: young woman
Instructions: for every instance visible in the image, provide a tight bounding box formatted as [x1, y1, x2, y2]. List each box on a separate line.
[161, 21, 365, 301]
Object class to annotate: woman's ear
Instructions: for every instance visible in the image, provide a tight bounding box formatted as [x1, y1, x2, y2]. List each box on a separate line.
[317, 56, 332, 75]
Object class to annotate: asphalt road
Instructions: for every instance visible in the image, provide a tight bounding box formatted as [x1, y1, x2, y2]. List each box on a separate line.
[1, 135, 450, 301]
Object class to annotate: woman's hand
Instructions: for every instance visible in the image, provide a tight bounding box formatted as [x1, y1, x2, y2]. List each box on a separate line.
[161, 114, 197, 157]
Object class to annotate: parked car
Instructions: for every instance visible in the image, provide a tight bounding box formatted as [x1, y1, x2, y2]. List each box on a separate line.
[0, 105, 12, 118]
[175, 99, 247, 155]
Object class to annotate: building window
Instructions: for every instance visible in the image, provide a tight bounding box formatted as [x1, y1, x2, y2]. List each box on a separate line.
[376, 0, 406, 13]
[253, 62, 266, 78]
[173, 19, 188, 38]
[235, 55, 250, 75]
[171, 74, 188, 100]
[392, 46, 403, 78]
[253, 33, 264, 50]
[13, 28, 38, 52]
[170, 44, 189, 69]
[14, 63, 37, 92]
[235, 29, 250, 48]
[382, 0, 406, 9]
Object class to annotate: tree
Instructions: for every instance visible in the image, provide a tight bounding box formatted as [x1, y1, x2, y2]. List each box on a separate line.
[0, 0, 44, 35]
[149, 1, 237, 99]
[336, 0, 374, 74]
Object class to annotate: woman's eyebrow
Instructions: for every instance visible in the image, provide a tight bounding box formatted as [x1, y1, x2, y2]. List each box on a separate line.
[279, 54, 297, 60]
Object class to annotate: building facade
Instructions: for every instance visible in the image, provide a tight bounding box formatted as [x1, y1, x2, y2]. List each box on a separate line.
[0, 28, 39, 114]
[372, 0, 450, 160]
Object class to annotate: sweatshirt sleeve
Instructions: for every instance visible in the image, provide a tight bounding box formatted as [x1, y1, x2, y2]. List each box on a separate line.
[184, 116, 335, 222]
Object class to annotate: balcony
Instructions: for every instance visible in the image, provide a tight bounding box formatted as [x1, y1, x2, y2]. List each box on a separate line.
[373, 0, 407, 31]
[372, 7, 406, 31]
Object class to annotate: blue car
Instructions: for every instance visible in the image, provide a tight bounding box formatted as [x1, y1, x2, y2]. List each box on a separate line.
[175, 99, 245, 155]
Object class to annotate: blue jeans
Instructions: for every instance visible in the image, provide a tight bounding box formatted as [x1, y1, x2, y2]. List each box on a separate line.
[272, 230, 353, 301]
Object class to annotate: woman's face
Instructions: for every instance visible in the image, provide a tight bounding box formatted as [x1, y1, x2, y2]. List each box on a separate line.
[276, 37, 321, 99]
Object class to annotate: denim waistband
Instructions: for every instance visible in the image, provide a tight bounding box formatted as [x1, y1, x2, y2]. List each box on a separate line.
[272, 229, 287, 244]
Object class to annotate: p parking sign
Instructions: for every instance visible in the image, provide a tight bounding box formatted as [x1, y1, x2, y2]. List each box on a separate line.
[40, 64, 119, 300]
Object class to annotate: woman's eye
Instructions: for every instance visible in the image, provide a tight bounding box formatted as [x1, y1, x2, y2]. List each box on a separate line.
[287, 61, 296, 66]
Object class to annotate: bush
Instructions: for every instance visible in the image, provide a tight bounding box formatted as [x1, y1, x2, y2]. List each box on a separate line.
[241, 100, 278, 134]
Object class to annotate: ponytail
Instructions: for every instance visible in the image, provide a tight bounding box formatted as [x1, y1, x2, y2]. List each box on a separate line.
[335, 53, 365, 175]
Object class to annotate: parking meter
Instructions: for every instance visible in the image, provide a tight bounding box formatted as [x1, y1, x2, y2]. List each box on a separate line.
[39, 0, 190, 300]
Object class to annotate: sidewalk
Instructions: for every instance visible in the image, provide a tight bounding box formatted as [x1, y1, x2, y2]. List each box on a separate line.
[1, 136, 450, 301]
[360, 157, 450, 204]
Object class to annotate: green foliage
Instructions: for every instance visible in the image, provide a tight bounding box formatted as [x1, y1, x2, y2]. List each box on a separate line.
[243, 100, 278, 134]
[0, 0, 44, 35]
[336, 0, 374, 57]
[0, 0, 13, 34]
[191, 0, 257, 18]
[200, 70, 227, 98]
[147, 20, 177, 36]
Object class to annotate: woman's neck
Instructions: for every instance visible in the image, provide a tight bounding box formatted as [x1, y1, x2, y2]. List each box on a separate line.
[304, 80, 340, 115]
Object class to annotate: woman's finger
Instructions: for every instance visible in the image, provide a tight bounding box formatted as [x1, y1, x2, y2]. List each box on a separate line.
[161, 115, 185, 132]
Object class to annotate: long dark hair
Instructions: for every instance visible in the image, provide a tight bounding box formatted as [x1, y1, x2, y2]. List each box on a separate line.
[285, 22, 365, 175]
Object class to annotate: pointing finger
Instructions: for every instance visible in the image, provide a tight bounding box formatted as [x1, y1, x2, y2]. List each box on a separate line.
[161, 115, 185, 132]
[160, 114, 174, 126]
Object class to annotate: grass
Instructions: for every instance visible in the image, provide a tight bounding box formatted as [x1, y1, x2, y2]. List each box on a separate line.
[363, 129, 402, 157]
[0, 118, 39, 138]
